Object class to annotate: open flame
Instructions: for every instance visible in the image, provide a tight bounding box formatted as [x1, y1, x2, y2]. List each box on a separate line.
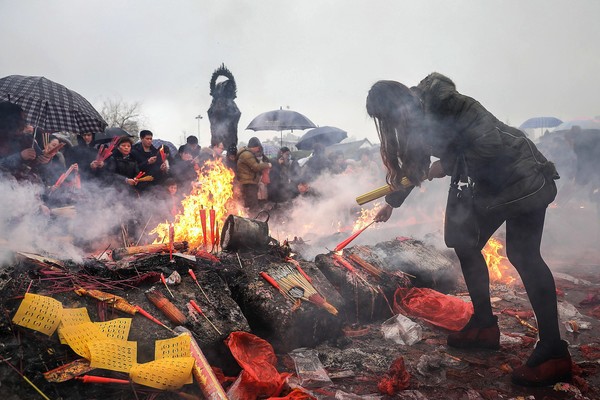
[151, 159, 242, 250]
[352, 201, 382, 231]
[482, 237, 516, 284]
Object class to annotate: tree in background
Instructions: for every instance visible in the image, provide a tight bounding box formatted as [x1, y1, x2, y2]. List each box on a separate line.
[99, 98, 144, 135]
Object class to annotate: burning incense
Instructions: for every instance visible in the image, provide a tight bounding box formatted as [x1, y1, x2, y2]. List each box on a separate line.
[159, 145, 166, 162]
[333, 220, 375, 252]
[134, 305, 175, 334]
[270, 266, 338, 315]
[111, 241, 189, 260]
[260, 271, 294, 302]
[168, 224, 175, 263]
[188, 269, 212, 305]
[160, 273, 175, 299]
[96, 136, 119, 162]
[200, 209, 208, 248]
[189, 300, 222, 335]
[209, 209, 216, 247]
[50, 163, 77, 192]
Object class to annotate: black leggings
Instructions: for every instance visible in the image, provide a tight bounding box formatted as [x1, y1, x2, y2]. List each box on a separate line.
[454, 207, 560, 342]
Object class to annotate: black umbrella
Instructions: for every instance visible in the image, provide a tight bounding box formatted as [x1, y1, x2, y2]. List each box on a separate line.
[296, 126, 348, 150]
[0, 75, 107, 134]
[94, 127, 133, 144]
[246, 108, 316, 146]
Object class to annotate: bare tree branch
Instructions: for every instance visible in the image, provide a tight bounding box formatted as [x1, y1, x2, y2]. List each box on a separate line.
[99, 97, 144, 135]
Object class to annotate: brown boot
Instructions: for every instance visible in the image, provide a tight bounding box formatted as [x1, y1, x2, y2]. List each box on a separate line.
[447, 315, 500, 350]
[511, 340, 572, 387]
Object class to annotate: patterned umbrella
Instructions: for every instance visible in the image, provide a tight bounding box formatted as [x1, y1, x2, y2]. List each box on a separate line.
[0, 75, 107, 134]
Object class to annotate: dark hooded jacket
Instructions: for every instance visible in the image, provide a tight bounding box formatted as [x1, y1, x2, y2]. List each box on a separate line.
[64, 133, 98, 180]
[387, 73, 558, 216]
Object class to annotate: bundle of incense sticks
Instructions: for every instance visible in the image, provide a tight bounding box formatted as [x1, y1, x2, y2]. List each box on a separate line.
[145, 287, 187, 325]
[96, 137, 119, 162]
[268, 265, 337, 315]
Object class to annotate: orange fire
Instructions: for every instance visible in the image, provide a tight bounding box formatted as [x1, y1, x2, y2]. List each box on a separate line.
[352, 202, 382, 231]
[151, 159, 241, 250]
[482, 237, 515, 284]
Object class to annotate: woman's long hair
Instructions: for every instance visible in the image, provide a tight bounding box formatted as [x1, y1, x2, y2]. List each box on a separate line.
[366, 80, 430, 188]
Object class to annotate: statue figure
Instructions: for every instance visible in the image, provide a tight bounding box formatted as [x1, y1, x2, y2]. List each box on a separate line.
[207, 64, 241, 149]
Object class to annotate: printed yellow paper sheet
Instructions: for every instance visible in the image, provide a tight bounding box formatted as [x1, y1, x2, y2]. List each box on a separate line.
[155, 335, 191, 359]
[89, 338, 137, 373]
[130, 357, 194, 390]
[59, 321, 106, 359]
[97, 318, 132, 341]
[12, 293, 63, 336]
[155, 335, 193, 384]
[58, 307, 91, 344]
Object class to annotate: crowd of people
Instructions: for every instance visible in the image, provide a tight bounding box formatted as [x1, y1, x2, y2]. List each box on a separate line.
[0, 101, 384, 246]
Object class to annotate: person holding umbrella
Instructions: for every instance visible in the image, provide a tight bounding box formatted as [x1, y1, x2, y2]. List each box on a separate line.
[0, 101, 51, 181]
[367, 74, 570, 387]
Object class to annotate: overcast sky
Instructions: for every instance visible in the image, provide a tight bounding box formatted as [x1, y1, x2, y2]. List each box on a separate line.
[1, 0, 599, 147]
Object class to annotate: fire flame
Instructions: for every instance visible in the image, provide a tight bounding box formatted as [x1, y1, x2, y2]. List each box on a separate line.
[352, 202, 382, 231]
[482, 237, 515, 284]
[151, 159, 241, 250]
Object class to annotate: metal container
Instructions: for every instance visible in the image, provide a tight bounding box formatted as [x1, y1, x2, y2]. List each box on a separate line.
[220, 212, 270, 251]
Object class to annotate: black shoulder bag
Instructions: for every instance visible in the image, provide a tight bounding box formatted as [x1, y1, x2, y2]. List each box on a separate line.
[444, 154, 480, 248]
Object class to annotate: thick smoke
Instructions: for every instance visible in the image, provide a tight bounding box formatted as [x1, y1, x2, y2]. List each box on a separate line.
[0, 174, 168, 263]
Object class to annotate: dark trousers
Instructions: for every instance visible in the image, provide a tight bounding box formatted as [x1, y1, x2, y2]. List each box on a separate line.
[241, 183, 259, 214]
[454, 206, 561, 343]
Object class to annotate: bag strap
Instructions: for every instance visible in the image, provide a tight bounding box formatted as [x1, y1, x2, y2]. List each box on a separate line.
[450, 154, 472, 187]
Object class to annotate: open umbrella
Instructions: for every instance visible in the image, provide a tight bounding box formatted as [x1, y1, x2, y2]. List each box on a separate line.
[152, 139, 178, 156]
[296, 126, 347, 150]
[519, 117, 563, 130]
[246, 107, 316, 146]
[553, 119, 600, 132]
[0, 75, 107, 134]
[94, 127, 132, 144]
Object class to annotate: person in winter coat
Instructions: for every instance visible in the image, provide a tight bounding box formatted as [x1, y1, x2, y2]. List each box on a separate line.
[103, 136, 140, 195]
[367, 73, 569, 387]
[64, 131, 99, 182]
[131, 130, 168, 192]
[236, 137, 271, 213]
[269, 146, 294, 203]
[0, 102, 51, 182]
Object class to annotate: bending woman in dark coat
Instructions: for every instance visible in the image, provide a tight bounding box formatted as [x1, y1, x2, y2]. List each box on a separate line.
[368, 73, 570, 387]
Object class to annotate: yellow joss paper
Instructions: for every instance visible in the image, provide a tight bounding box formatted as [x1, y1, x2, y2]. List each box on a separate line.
[130, 357, 194, 390]
[59, 321, 105, 359]
[155, 335, 191, 359]
[12, 293, 63, 336]
[155, 335, 193, 384]
[89, 339, 137, 373]
[96, 318, 132, 341]
[58, 307, 91, 344]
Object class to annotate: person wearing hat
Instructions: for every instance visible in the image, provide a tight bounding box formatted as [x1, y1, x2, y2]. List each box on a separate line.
[236, 137, 271, 213]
